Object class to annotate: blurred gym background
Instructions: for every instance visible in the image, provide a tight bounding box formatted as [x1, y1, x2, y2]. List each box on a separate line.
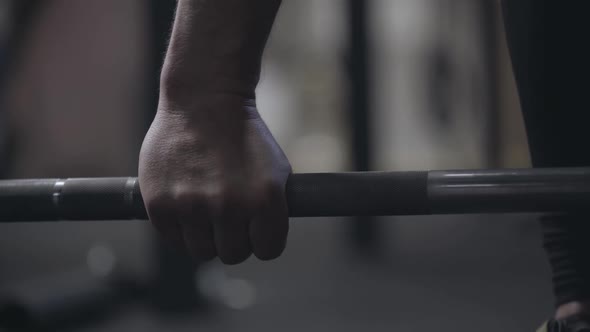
[0, 0, 549, 331]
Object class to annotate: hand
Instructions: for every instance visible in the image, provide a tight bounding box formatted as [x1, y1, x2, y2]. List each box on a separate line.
[139, 94, 291, 264]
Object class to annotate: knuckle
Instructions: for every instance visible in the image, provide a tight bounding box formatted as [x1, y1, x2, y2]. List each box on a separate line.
[171, 187, 200, 205]
[150, 181, 265, 216]
[170, 186, 220, 214]
[206, 185, 246, 212]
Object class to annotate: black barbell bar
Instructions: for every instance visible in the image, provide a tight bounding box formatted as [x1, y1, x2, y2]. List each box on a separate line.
[1, 167, 590, 222]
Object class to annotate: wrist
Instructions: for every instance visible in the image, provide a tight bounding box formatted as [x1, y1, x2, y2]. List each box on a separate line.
[157, 78, 258, 120]
[159, 68, 257, 106]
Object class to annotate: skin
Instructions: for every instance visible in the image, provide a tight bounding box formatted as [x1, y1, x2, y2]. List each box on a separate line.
[139, 0, 289, 265]
[139, 0, 588, 319]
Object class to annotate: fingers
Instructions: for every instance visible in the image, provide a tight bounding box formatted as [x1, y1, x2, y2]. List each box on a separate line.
[145, 198, 184, 249]
[175, 191, 253, 265]
[145, 184, 287, 265]
[213, 211, 252, 265]
[179, 209, 217, 262]
[250, 185, 289, 261]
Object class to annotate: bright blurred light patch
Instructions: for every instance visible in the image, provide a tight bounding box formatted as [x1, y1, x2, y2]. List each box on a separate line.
[195, 264, 257, 310]
[219, 278, 257, 310]
[87, 244, 116, 278]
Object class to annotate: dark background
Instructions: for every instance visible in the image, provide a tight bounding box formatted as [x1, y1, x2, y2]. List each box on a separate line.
[0, 0, 549, 331]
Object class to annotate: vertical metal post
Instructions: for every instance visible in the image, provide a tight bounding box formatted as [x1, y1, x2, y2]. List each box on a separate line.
[480, 0, 501, 168]
[0, 0, 45, 178]
[347, 0, 378, 253]
[0, 1, 10, 180]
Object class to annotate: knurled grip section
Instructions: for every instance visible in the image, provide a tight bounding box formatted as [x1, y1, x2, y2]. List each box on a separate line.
[0, 178, 145, 222]
[0, 179, 58, 221]
[2, 168, 590, 221]
[59, 178, 139, 220]
[285, 171, 429, 217]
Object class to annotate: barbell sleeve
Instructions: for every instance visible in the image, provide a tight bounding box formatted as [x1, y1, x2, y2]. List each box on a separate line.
[1, 167, 590, 222]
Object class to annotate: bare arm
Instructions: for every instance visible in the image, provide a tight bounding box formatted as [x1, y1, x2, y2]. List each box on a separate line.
[139, 0, 291, 265]
[161, 0, 282, 99]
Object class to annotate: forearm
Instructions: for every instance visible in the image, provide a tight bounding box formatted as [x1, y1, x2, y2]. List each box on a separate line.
[161, 0, 282, 98]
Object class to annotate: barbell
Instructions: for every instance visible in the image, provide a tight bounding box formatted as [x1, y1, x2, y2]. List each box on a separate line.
[1, 167, 590, 222]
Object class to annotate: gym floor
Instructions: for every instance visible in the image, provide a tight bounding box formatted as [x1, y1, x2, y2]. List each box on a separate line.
[0, 214, 546, 332]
